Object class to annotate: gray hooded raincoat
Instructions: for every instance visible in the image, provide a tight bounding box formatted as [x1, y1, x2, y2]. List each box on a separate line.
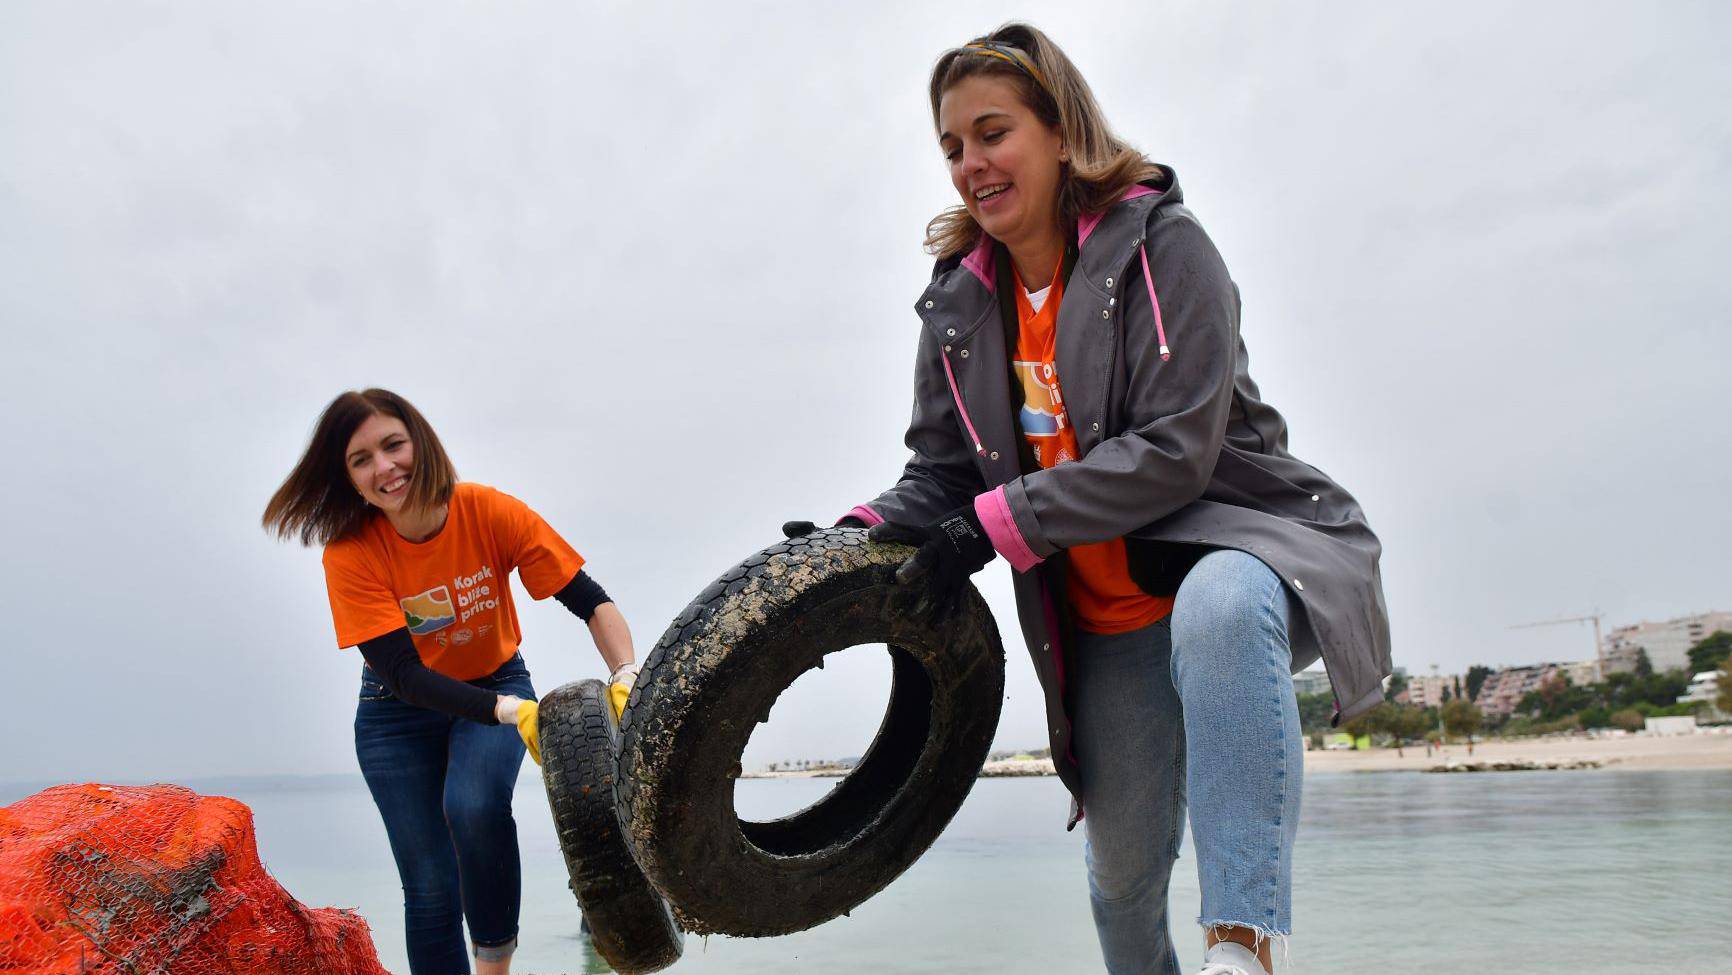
[854, 170, 1391, 817]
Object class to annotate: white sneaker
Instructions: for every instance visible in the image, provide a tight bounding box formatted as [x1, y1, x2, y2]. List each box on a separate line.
[1199, 941, 1270, 975]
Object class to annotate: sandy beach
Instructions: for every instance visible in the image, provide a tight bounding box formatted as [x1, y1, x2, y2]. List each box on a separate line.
[1303, 728, 1732, 772]
[746, 730, 1732, 778]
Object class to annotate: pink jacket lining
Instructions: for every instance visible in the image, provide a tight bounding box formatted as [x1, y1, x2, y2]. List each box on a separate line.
[974, 486, 1043, 572]
[841, 505, 884, 528]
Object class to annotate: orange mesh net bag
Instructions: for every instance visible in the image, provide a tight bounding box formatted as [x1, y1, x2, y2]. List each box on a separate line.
[0, 783, 390, 975]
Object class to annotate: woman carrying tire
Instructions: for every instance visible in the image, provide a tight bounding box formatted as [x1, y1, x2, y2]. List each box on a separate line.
[842, 24, 1391, 975]
[264, 388, 639, 975]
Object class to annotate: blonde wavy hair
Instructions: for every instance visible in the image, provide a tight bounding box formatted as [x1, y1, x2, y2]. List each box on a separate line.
[924, 22, 1164, 260]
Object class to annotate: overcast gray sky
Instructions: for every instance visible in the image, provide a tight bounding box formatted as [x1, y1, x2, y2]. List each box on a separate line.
[2, 1, 1727, 784]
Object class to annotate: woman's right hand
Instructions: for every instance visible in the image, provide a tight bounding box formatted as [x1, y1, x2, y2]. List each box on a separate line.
[495, 694, 541, 765]
[607, 664, 637, 721]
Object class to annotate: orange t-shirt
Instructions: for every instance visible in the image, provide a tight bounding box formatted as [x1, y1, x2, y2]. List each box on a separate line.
[321, 481, 585, 680]
[1013, 266, 1174, 634]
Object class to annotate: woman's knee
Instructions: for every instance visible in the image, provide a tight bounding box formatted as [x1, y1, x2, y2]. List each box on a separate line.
[443, 786, 512, 836]
[1085, 830, 1178, 903]
[1174, 551, 1285, 635]
[1171, 551, 1290, 679]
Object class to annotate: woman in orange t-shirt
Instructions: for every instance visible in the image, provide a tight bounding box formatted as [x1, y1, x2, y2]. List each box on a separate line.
[264, 388, 638, 975]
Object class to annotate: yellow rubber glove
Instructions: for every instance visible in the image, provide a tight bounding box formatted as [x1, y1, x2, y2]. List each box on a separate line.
[515, 699, 542, 766]
[607, 663, 638, 722]
[607, 680, 630, 722]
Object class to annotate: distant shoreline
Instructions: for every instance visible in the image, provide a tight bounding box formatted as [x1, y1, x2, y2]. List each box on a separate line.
[1304, 728, 1732, 773]
[742, 730, 1732, 779]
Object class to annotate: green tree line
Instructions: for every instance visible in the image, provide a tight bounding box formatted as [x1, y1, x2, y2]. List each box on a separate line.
[1293, 631, 1732, 746]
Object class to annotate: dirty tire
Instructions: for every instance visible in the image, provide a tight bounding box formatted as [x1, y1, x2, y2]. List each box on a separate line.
[615, 526, 1005, 937]
[539, 679, 683, 974]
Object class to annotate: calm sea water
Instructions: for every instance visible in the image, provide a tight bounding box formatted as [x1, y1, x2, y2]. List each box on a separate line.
[7, 770, 1730, 973]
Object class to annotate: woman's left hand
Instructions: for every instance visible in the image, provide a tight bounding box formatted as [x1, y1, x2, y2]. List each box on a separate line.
[868, 503, 996, 614]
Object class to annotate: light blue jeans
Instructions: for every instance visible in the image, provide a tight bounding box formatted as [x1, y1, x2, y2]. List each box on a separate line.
[1072, 549, 1301, 975]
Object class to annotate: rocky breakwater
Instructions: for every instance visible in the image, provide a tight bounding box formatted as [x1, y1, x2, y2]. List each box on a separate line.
[1425, 758, 1603, 773]
[979, 757, 1057, 777]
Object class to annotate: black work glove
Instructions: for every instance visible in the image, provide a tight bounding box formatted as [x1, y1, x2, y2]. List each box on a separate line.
[867, 503, 996, 615]
[782, 516, 865, 538]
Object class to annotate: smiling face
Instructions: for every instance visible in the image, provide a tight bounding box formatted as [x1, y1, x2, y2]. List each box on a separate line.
[344, 412, 415, 513]
[938, 73, 1066, 256]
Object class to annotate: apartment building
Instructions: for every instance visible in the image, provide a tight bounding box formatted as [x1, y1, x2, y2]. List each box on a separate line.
[1683, 670, 1720, 705]
[1292, 669, 1333, 698]
[1558, 659, 1599, 687]
[1603, 611, 1732, 674]
[1403, 674, 1458, 708]
[1474, 664, 1564, 720]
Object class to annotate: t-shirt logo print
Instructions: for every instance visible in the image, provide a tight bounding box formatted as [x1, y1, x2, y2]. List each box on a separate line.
[1014, 360, 1066, 436]
[399, 586, 457, 635]
[1014, 360, 1074, 465]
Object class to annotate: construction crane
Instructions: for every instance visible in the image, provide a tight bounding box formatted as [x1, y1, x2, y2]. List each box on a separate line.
[1510, 612, 1605, 681]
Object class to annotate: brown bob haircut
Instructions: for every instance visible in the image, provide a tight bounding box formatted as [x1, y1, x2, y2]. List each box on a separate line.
[262, 388, 457, 546]
[924, 22, 1165, 260]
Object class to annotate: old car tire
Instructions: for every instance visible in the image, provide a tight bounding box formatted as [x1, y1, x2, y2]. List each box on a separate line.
[615, 526, 1005, 936]
[539, 679, 683, 974]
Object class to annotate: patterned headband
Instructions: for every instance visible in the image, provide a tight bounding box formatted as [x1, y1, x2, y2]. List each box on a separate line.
[957, 41, 1050, 94]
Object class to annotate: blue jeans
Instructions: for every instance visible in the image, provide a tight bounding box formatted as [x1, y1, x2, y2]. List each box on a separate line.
[355, 655, 534, 975]
[1072, 550, 1301, 975]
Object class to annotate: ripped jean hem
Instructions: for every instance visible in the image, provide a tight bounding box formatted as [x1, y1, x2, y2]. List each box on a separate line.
[1200, 920, 1291, 972]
